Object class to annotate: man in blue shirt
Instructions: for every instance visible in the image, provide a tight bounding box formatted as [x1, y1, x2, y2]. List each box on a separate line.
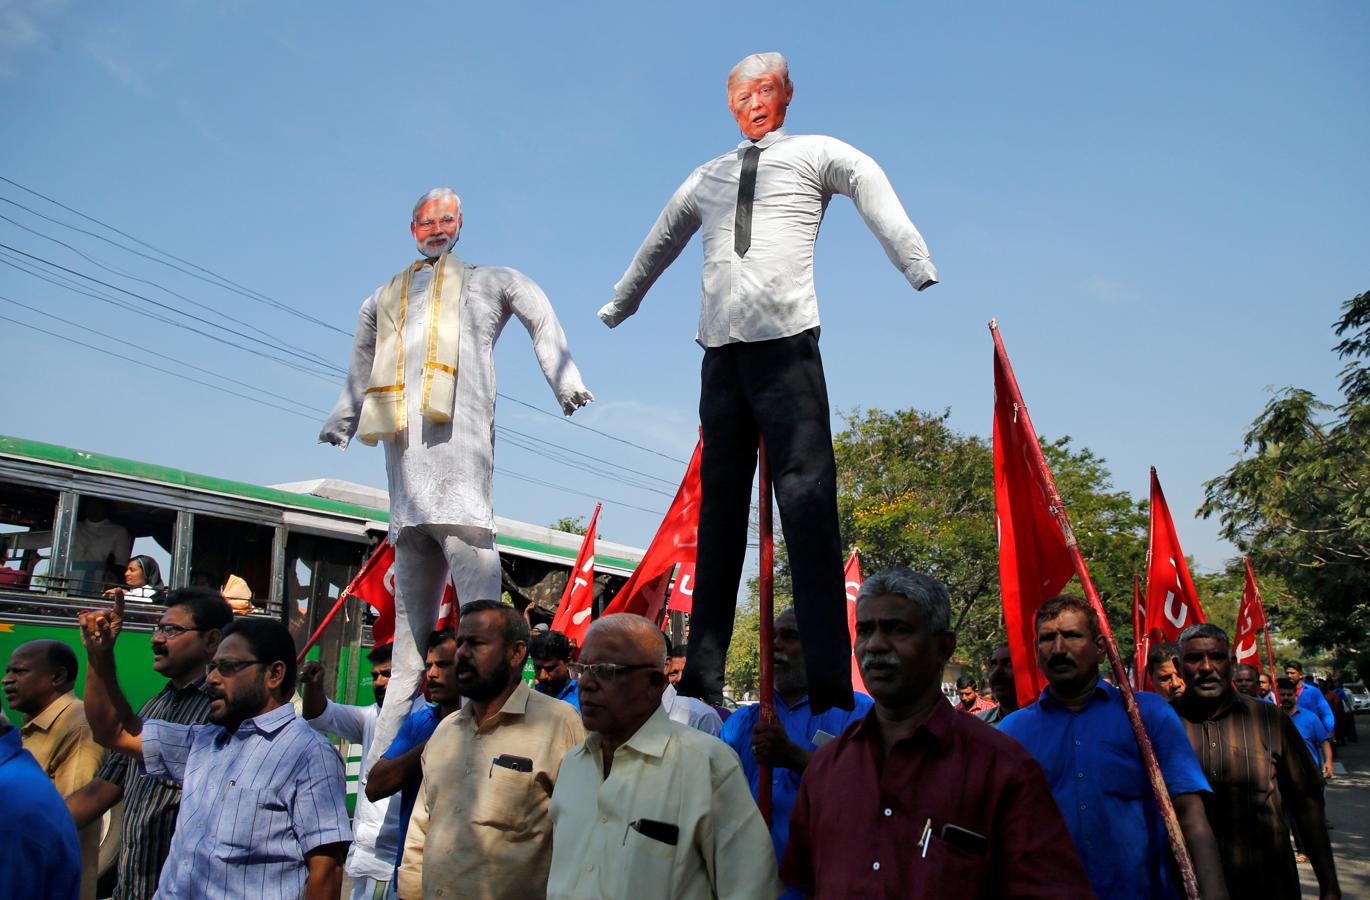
[721, 606, 872, 894]
[0, 715, 80, 900]
[1278, 678, 1335, 778]
[530, 629, 580, 710]
[1284, 661, 1337, 734]
[1001, 595, 1228, 900]
[365, 628, 463, 890]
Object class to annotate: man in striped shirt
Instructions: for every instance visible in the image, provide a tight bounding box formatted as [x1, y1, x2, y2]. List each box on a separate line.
[67, 588, 231, 900]
[80, 601, 352, 899]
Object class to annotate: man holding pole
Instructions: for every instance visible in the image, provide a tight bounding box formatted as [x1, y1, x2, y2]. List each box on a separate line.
[599, 51, 938, 712]
[1001, 595, 1228, 900]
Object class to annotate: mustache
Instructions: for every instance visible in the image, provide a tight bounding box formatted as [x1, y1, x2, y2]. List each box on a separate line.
[1047, 654, 1076, 668]
[205, 688, 227, 701]
[861, 652, 899, 670]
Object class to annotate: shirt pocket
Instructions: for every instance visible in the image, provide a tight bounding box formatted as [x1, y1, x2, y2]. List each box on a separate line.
[618, 826, 679, 898]
[215, 787, 291, 861]
[920, 836, 987, 896]
[471, 765, 536, 831]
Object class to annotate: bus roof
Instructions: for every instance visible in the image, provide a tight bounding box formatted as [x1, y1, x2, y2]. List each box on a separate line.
[0, 434, 648, 574]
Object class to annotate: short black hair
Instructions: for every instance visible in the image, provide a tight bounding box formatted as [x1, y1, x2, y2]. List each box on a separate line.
[1034, 595, 1099, 638]
[1234, 663, 1259, 678]
[1285, 660, 1304, 673]
[426, 628, 456, 654]
[367, 642, 393, 665]
[1147, 643, 1180, 674]
[1276, 677, 1296, 690]
[1178, 622, 1229, 654]
[529, 630, 572, 662]
[460, 600, 530, 648]
[165, 587, 234, 632]
[670, 640, 687, 660]
[44, 641, 79, 686]
[221, 617, 298, 696]
[955, 675, 977, 691]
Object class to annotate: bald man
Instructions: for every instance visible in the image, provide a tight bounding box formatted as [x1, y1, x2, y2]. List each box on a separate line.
[4, 640, 107, 900]
[548, 614, 779, 899]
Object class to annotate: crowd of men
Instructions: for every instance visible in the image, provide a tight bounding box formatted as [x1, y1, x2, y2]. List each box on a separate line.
[0, 567, 1351, 899]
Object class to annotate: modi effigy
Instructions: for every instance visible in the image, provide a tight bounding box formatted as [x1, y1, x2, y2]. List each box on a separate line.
[599, 52, 938, 712]
[322, 187, 593, 765]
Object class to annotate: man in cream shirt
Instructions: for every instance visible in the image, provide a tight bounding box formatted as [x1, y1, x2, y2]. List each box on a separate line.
[548, 614, 780, 900]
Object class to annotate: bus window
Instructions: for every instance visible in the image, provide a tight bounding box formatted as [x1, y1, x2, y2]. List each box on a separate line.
[284, 532, 368, 652]
[190, 515, 275, 614]
[0, 482, 59, 591]
[74, 497, 175, 602]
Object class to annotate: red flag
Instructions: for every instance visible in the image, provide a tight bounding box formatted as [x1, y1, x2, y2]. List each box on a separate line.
[603, 439, 703, 623]
[844, 550, 867, 694]
[551, 503, 601, 643]
[353, 542, 457, 646]
[1144, 469, 1206, 645]
[1133, 573, 1148, 692]
[668, 562, 697, 616]
[994, 351, 1075, 708]
[1234, 556, 1268, 672]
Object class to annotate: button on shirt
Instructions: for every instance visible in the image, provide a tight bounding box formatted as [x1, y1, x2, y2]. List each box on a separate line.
[142, 703, 352, 899]
[1000, 678, 1211, 900]
[398, 682, 585, 900]
[0, 725, 81, 900]
[307, 696, 427, 881]
[95, 677, 213, 900]
[1173, 692, 1323, 899]
[782, 699, 1092, 899]
[720, 689, 873, 896]
[548, 706, 781, 900]
[603, 128, 938, 348]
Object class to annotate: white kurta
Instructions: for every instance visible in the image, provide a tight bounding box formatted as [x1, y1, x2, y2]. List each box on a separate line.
[323, 262, 589, 537]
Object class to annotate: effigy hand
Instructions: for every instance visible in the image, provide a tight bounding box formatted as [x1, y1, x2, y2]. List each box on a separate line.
[561, 389, 595, 416]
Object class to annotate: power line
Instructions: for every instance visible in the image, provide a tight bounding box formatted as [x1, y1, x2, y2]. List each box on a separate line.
[0, 210, 340, 369]
[0, 250, 339, 384]
[496, 424, 678, 489]
[496, 393, 691, 465]
[0, 294, 329, 418]
[0, 176, 350, 335]
[495, 467, 666, 517]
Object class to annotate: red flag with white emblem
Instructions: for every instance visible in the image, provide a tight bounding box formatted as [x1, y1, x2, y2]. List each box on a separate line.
[603, 439, 703, 624]
[667, 561, 697, 616]
[1144, 469, 1207, 645]
[353, 541, 457, 647]
[844, 550, 866, 694]
[1234, 556, 1268, 672]
[551, 503, 602, 643]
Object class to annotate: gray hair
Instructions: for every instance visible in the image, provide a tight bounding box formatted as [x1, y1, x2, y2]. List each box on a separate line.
[585, 613, 667, 668]
[1178, 622, 1230, 654]
[727, 52, 790, 89]
[411, 187, 462, 223]
[855, 568, 951, 634]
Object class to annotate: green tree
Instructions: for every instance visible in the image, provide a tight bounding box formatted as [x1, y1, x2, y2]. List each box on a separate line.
[1201, 290, 1370, 680]
[549, 516, 598, 538]
[724, 407, 1150, 695]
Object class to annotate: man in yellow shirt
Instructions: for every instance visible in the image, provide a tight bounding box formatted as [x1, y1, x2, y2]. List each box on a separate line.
[4, 639, 107, 900]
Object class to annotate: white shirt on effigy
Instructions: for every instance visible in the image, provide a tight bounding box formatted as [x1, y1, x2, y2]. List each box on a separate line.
[325, 262, 588, 537]
[602, 127, 938, 348]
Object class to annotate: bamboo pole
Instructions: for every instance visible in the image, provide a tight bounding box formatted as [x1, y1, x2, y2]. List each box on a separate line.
[990, 320, 1200, 900]
[757, 437, 776, 826]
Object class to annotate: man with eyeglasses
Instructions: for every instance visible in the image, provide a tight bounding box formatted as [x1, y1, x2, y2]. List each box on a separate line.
[79, 599, 352, 899]
[66, 588, 230, 900]
[548, 613, 779, 899]
[321, 187, 595, 777]
[398, 600, 583, 900]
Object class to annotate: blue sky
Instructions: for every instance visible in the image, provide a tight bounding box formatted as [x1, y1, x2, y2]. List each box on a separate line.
[2, 2, 1367, 580]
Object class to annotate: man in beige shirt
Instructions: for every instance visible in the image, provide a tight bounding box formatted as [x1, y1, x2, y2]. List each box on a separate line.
[4, 639, 107, 900]
[399, 600, 584, 899]
[548, 614, 781, 900]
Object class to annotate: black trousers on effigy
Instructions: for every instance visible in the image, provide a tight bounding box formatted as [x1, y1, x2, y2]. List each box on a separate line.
[677, 327, 856, 713]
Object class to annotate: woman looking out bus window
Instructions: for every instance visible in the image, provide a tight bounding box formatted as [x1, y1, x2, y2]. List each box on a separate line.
[104, 554, 164, 603]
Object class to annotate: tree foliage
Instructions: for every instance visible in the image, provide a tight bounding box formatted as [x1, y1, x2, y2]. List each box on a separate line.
[725, 407, 1150, 695]
[1201, 290, 1370, 678]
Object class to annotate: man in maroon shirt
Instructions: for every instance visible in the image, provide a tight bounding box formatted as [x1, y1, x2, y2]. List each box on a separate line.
[780, 568, 1093, 898]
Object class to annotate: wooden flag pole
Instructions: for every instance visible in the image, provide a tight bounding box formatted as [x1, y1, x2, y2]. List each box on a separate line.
[757, 437, 776, 826]
[990, 321, 1201, 900]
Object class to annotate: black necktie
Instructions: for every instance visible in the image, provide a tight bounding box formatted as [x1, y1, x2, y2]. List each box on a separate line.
[734, 145, 761, 258]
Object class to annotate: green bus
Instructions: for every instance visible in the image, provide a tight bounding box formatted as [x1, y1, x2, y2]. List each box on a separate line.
[0, 433, 647, 807]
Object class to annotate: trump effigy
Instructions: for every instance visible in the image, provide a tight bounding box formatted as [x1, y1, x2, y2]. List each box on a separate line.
[599, 52, 938, 713]
[321, 187, 593, 766]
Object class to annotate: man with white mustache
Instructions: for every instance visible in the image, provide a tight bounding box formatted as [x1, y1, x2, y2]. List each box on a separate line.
[322, 187, 595, 770]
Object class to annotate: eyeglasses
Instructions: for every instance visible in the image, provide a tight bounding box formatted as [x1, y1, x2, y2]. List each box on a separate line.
[569, 662, 658, 682]
[153, 624, 209, 638]
[206, 659, 266, 676]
